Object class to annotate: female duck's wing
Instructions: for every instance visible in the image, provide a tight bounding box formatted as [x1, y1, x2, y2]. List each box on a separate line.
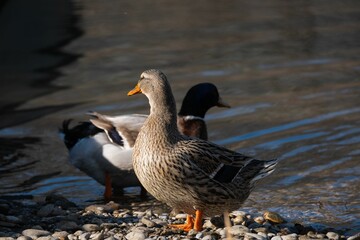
[88, 111, 147, 148]
[177, 138, 277, 184]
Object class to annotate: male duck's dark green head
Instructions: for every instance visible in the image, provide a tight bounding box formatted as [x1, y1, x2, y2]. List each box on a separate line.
[178, 83, 230, 118]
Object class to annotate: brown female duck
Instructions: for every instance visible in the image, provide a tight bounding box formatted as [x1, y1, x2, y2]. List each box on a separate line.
[128, 69, 277, 231]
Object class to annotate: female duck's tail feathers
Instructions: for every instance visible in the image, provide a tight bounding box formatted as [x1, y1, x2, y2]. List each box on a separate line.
[234, 158, 278, 188]
[59, 119, 102, 150]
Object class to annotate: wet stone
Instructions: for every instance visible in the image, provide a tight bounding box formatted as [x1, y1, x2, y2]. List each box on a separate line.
[0, 237, 15, 240]
[37, 204, 55, 217]
[140, 217, 157, 228]
[22, 229, 51, 239]
[281, 233, 298, 240]
[210, 216, 224, 228]
[52, 231, 69, 240]
[348, 233, 360, 240]
[57, 220, 80, 231]
[229, 225, 249, 236]
[245, 232, 267, 240]
[326, 232, 339, 240]
[82, 224, 101, 232]
[125, 231, 146, 240]
[37, 236, 57, 240]
[16, 236, 32, 240]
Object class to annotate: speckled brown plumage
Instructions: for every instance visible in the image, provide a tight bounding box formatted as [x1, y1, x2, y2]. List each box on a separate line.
[129, 69, 278, 226]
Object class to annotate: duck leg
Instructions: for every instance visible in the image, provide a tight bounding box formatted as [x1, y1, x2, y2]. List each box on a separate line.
[104, 172, 113, 199]
[194, 210, 203, 231]
[170, 214, 194, 232]
[170, 210, 203, 232]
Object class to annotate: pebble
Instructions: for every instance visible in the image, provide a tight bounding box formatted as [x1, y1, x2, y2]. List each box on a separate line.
[125, 231, 146, 240]
[229, 225, 249, 236]
[326, 232, 340, 240]
[245, 232, 267, 240]
[140, 218, 157, 228]
[281, 233, 298, 240]
[51, 231, 69, 240]
[16, 236, 32, 240]
[82, 224, 101, 232]
[348, 233, 360, 240]
[22, 229, 51, 239]
[55, 221, 79, 231]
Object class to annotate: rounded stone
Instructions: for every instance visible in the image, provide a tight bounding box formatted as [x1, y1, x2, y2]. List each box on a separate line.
[140, 217, 156, 228]
[17, 236, 32, 240]
[245, 232, 267, 240]
[125, 231, 146, 240]
[326, 232, 339, 240]
[82, 224, 101, 232]
[229, 225, 249, 236]
[281, 233, 298, 240]
[52, 231, 69, 240]
[22, 229, 51, 239]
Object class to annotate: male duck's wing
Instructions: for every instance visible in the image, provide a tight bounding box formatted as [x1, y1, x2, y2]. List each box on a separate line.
[88, 111, 147, 148]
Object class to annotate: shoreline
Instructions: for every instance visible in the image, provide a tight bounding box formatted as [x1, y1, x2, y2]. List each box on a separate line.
[0, 194, 358, 240]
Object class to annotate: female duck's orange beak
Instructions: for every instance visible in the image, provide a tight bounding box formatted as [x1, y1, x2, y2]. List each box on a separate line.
[127, 83, 142, 96]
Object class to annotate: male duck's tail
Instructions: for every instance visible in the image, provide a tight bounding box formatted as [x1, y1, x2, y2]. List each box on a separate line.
[59, 119, 102, 150]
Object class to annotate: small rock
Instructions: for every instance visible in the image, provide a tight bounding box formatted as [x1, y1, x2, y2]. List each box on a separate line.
[22, 229, 51, 239]
[326, 232, 339, 240]
[230, 211, 247, 217]
[52, 231, 69, 240]
[140, 217, 156, 228]
[195, 232, 204, 239]
[203, 220, 216, 229]
[67, 234, 77, 240]
[151, 219, 167, 226]
[229, 225, 249, 236]
[74, 230, 84, 236]
[175, 214, 187, 219]
[0, 237, 15, 240]
[316, 234, 325, 239]
[254, 227, 268, 234]
[210, 216, 224, 228]
[281, 233, 298, 240]
[37, 204, 55, 217]
[82, 224, 101, 232]
[16, 236, 32, 240]
[201, 234, 220, 240]
[45, 194, 77, 209]
[125, 231, 146, 240]
[254, 216, 265, 225]
[348, 233, 360, 240]
[233, 215, 245, 225]
[37, 237, 56, 240]
[56, 221, 79, 231]
[245, 233, 266, 240]
[90, 232, 103, 240]
[263, 211, 285, 224]
[79, 232, 91, 240]
[271, 236, 282, 240]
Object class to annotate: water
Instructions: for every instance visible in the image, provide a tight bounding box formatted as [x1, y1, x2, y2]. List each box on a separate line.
[1, 0, 359, 233]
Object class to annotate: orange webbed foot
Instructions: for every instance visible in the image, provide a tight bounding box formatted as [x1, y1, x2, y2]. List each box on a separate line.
[170, 215, 194, 232]
[170, 210, 203, 232]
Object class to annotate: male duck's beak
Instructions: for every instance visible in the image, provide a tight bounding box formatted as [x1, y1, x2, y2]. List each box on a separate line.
[216, 97, 231, 108]
[128, 83, 142, 96]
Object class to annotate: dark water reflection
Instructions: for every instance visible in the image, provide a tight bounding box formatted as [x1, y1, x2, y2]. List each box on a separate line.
[0, 0, 359, 233]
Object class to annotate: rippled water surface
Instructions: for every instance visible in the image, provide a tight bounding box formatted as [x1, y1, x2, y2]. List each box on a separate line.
[1, 0, 359, 233]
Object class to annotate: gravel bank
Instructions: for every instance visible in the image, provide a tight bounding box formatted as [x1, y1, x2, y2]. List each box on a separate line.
[0, 194, 358, 240]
